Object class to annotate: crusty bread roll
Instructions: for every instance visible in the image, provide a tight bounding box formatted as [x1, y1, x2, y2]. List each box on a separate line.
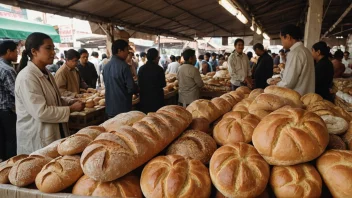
[189, 117, 210, 134]
[210, 143, 270, 197]
[141, 155, 211, 198]
[101, 111, 146, 132]
[31, 138, 64, 158]
[301, 93, 323, 107]
[81, 105, 192, 182]
[342, 122, 352, 150]
[213, 111, 260, 145]
[73, 174, 142, 197]
[334, 106, 352, 122]
[229, 91, 245, 101]
[85, 99, 94, 108]
[321, 115, 348, 134]
[166, 130, 217, 164]
[0, 155, 28, 184]
[98, 99, 105, 106]
[57, 126, 105, 155]
[264, 85, 303, 108]
[328, 134, 347, 150]
[236, 86, 251, 95]
[317, 150, 352, 198]
[248, 88, 264, 99]
[35, 155, 83, 193]
[93, 97, 103, 105]
[9, 155, 52, 187]
[186, 99, 222, 122]
[211, 97, 232, 115]
[252, 108, 329, 165]
[270, 163, 322, 198]
[216, 189, 269, 198]
[220, 93, 238, 107]
[232, 98, 253, 112]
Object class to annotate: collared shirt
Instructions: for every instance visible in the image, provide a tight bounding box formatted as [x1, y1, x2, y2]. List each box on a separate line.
[277, 42, 315, 95]
[90, 57, 100, 74]
[227, 51, 251, 86]
[55, 64, 87, 96]
[0, 58, 16, 110]
[177, 63, 204, 105]
[77, 61, 98, 88]
[166, 62, 180, 74]
[342, 58, 352, 68]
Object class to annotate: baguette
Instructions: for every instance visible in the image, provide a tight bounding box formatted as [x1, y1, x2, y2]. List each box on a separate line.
[80, 105, 192, 182]
[35, 155, 83, 193]
[100, 111, 146, 132]
[57, 126, 105, 155]
[8, 155, 52, 187]
[31, 138, 64, 158]
[0, 155, 28, 184]
[186, 99, 222, 122]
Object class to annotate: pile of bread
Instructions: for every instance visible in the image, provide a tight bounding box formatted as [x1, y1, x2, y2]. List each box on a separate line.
[333, 78, 352, 91]
[164, 74, 179, 95]
[2, 86, 352, 198]
[201, 72, 231, 92]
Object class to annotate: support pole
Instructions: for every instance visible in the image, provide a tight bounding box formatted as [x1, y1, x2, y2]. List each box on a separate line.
[158, 35, 161, 53]
[304, 0, 323, 50]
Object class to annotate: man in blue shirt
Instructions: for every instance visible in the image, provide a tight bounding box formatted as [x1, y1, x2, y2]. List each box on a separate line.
[0, 40, 18, 160]
[103, 40, 135, 118]
[210, 52, 219, 71]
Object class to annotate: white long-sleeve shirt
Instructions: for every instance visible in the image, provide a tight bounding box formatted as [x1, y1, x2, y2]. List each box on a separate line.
[277, 42, 315, 95]
[228, 51, 251, 86]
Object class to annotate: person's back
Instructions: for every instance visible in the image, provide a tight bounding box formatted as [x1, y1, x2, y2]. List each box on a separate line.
[103, 40, 134, 118]
[332, 59, 345, 78]
[166, 61, 180, 74]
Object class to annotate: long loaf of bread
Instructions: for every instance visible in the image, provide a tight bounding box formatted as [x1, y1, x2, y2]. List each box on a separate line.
[80, 105, 192, 182]
[0, 155, 28, 184]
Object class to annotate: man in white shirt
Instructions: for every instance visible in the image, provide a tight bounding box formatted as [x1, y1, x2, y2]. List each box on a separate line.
[90, 51, 100, 72]
[276, 24, 315, 95]
[227, 38, 252, 90]
[166, 55, 180, 74]
[343, 51, 352, 68]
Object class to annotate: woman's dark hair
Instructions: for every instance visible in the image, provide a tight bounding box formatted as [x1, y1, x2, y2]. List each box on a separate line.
[170, 55, 176, 62]
[280, 24, 302, 40]
[234, 38, 244, 46]
[19, 32, 51, 71]
[247, 51, 253, 59]
[102, 53, 107, 59]
[312, 41, 330, 57]
[334, 50, 344, 59]
[0, 40, 17, 56]
[112, 39, 129, 55]
[146, 48, 159, 61]
[65, 49, 80, 60]
[218, 54, 224, 59]
[198, 55, 204, 59]
[211, 52, 217, 57]
[183, 49, 195, 62]
[78, 48, 88, 56]
[140, 52, 146, 57]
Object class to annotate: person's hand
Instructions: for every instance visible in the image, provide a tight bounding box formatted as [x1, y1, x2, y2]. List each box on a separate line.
[245, 77, 253, 89]
[68, 98, 78, 105]
[70, 101, 85, 112]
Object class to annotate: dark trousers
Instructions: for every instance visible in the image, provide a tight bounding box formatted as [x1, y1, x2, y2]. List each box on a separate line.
[0, 110, 17, 161]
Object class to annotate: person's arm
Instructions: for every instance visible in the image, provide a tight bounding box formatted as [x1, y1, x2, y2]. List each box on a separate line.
[277, 53, 302, 88]
[160, 68, 167, 88]
[194, 68, 204, 88]
[17, 77, 70, 123]
[123, 65, 135, 94]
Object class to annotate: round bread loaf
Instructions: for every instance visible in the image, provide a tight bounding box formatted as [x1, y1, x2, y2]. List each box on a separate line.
[264, 85, 303, 108]
[9, 155, 52, 187]
[248, 88, 264, 99]
[321, 115, 349, 135]
[213, 111, 260, 145]
[232, 98, 253, 112]
[328, 134, 347, 150]
[252, 108, 329, 165]
[210, 143, 270, 197]
[301, 93, 323, 107]
[236, 86, 251, 95]
[306, 100, 337, 117]
[186, 99, 222, 122]
[98, 99, 105, 106]
[215, 189, 269, 198]
[141, 155, 211, 198]
[270, 163, 322, 198]
[220, 93, 238, 107]
[166, 130, 217, 164]
[73, 174, 142, 197]
[93, 97, 103, 105]
[211, 97, 233, 115]
[317, 150, 352, 198]
[342, 122, 352, 150]
[0, 154, 28, 184]
[85, 99, 94, 108]
[35, 155, 83, 193]
[57, 126, 105, 155]
[101, 111, 146, 132]
[189, 117, 210, 134]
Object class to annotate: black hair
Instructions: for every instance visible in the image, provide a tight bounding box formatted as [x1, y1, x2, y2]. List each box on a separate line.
[78, 48, 88, 56]
[140, 52, 147, 57]
[198, 55, 204, 59]
[146, 48, 159, 61]
[0, 40, 17, 56]
[279, 49, 285, 54]
[312, 41, 330, 57]
[280, 24, 302, 40]
[65, 49, 80, 60]
[170, 55, 176, 62]
[247, 52, 253, 59]
[102, 53, 107, 59]
[111, 39, 129, 55]
[91, 51, 99, 57]
[19, 32, 51, 71]
[176, 56, 181, 61]
[205, 52, 211, 58]
[334, 50, 344, 59]
[234, 38, 244, 46]
[345, 51, 350, 55]
[136, 54, 140, 57]
[183, 49, 195, 62]
[211, 52, 217, 57]
[253, 43, 264, 51]
[218, 54, 224, 59]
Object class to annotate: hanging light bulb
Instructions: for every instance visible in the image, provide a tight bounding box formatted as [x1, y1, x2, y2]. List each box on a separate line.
[263, 33, 270, 40]
[256, 27, 262, 35]
[219, 0, 238, 16]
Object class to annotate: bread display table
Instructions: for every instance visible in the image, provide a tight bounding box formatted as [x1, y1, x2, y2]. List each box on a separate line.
[164, 90, 178, 105]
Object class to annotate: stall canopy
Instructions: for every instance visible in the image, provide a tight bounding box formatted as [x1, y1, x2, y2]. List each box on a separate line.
[0, 17, 61, 42]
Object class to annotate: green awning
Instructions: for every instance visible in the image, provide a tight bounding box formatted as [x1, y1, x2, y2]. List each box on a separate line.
[0, 17, 61, 43]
